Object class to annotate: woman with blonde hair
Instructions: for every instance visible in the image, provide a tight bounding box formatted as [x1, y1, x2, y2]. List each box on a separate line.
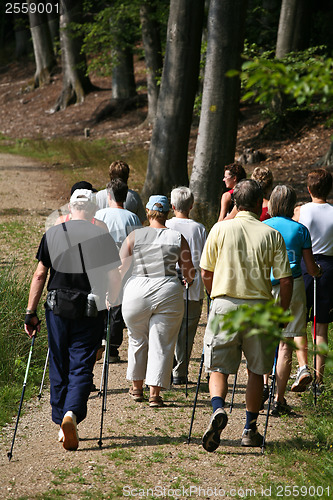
[120, 195, 195, 407]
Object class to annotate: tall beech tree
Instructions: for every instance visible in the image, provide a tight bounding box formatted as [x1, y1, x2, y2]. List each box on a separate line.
[276, 0, 313, 58]
[190, 0, 247, 221]
[140, 0, 163, 125]
[52, 0, 94, 111]
[28, 0, 56, 87]
[142, 0, 205, 198]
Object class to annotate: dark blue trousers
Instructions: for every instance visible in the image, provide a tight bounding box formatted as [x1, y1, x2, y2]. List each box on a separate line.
[45, 309, 104, 425]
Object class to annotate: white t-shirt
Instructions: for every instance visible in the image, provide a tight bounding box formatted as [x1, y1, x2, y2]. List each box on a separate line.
[95, 207, 141, 247]
[299, 202, 333, 256]
[166, 217, 207, 301]
[95, 188, 146, 223]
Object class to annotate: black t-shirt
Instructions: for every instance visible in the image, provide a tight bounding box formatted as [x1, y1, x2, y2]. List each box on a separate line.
[37, 221, 120, 299]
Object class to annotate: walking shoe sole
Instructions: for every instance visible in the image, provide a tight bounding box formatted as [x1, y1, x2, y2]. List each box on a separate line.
[202, 410, 228, 452]
[61, 416, 79, 451]
[291, 373, 312, 392]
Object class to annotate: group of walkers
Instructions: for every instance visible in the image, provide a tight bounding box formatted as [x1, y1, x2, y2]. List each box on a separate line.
[23, 160, 333, 453]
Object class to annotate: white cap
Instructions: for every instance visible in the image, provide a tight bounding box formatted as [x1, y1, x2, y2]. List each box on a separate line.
[70, 189, 94, 204]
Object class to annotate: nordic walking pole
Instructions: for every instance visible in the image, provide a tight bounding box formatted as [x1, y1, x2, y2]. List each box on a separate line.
[98, 344, 107, 398]
[38, 348, 49, 400]
[313, 276, 317, 406]
[261, 346, 278, 454]
[185, 282, 189, 398]
[7, 330, 37, 461]
[229, 372, 238, 414]
[187, 293, 210, 444]
[98, 308, 111, 448]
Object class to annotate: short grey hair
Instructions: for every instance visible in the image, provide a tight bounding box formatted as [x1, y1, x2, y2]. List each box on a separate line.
[70, 200, 96, 218]
[170, 186, 194, 213]
[233, 179, 263, 211]
[268, 185, 296, 218]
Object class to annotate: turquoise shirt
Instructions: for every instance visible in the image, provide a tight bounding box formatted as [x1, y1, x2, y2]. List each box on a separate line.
[264, 216, 311, 285]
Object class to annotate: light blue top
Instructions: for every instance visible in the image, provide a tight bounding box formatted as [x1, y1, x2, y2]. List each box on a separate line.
[264, 216, 311, 285]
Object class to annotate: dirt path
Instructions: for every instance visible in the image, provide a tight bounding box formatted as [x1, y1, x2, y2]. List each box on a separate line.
[0, 153, 307, 499]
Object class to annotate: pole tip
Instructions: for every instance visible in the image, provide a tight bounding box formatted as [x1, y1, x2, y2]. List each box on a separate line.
[98, 440, 102, 449]
[7, 451, 12, 461]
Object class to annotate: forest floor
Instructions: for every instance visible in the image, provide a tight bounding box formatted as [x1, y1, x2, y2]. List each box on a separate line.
[0, 60, 332, 499]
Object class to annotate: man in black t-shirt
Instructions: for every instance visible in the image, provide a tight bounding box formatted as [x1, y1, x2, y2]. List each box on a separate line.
[24, 190, 121, 451]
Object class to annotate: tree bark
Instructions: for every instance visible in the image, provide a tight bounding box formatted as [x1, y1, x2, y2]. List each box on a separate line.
[28, 1, 56, 87]
[52, 0, 93, 112]
[140, 0, 163, 126]
[111, 46, 137, 99]
[189, 0, 247, 221]
[276, 0, 313, 59]
[142, 0, 205, 199]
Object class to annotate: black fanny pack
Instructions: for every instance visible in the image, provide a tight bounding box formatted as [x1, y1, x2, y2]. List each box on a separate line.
[45, 289, 89, 319]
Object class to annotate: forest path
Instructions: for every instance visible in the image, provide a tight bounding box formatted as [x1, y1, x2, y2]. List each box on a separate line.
[0, 153, 308, 500]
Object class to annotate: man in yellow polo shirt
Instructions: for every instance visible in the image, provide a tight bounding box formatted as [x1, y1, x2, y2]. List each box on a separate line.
[200, 179, 293, 451]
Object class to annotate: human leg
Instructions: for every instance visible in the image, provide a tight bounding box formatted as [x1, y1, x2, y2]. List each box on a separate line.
[313, 322, 328, 384]
[64, 314, 104, 424]
[108, 304, 125, 361]
[275, 341, 293, 403]
[145, 282, 184, 390]
[291, 335, 312, 392]
[173, 300, 203, 381]
[45, 310, 70, 425]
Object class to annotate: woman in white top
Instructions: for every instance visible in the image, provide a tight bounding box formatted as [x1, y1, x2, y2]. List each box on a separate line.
[166, 186, 207, 384]
[294, 168, 333, 392]
[120, 196, 195, 407]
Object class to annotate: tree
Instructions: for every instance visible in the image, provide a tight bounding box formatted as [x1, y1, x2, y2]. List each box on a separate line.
[142, 0, 205, 199]
[276, 0, 313, 59]
[52, 0, 94, 112]
[140, 0, 163, 125]
[28, 0, 56, 87]
[190, 0, 248, 221]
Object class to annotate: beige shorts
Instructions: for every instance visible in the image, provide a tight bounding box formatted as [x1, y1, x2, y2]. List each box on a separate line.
[272, 276, 306, 338]
[204, 296, 276, 376]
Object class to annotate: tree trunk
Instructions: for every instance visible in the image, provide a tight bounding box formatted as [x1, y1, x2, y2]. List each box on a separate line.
[140, 0, 163, 126]
[189, 0, 247, 222]
[28, 1, 56, 87]
[52, 0, 93, 112]
[111, 46, 137, 99]
[276, 0, 313, 59]
[142, 0, 205, 199]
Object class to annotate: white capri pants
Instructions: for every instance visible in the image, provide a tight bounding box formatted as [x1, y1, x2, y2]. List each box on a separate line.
[122, 276, 184, 389]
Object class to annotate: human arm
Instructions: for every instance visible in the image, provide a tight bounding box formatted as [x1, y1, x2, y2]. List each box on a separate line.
[119, 231, 135, 280]
[178, 235, 196, 284]
[24, 261, 48, 337]
[218, 192, 232, 221]
[302, 248, 322, 277]
[223, 204, 238, 220]
[201, 269, 214, 296]
[279, 276, 293, 311]
[293, 205, 300, 221]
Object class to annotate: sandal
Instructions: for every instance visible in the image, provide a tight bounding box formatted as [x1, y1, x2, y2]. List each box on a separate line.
[149, 395, 164, 408]
[129, 388, 144, 402]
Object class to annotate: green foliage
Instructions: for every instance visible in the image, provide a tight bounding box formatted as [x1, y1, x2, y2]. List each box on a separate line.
[210, 300, 293, 350]
[237, 46, 333, 116]
[0, 263, 48, 426]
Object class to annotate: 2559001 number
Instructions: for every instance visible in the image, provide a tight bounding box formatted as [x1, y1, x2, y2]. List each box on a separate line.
[5, 2, 59, 14]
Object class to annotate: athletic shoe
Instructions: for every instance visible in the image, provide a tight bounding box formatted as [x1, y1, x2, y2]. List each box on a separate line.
[271, 398, 291, 417]
[202, 408, 228, 452]
[241, 427, 263, 447]
[260, 384, 269, 410]
[108, 355, 121, 363]
[172, 376, 187, 385]
[291, 366, 312, 392]
[61, 411, 79, 451]
[312, 382, 325, 396]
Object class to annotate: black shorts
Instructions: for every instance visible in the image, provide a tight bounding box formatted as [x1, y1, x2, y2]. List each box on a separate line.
[301, 254, 333, 323]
